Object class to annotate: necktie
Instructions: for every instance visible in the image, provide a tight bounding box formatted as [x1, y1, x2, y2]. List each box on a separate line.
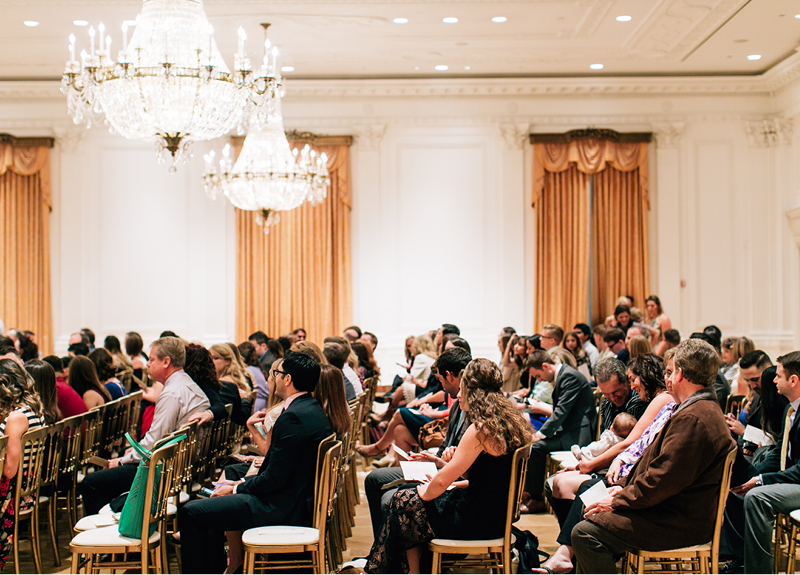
[780, 406, 795, 471]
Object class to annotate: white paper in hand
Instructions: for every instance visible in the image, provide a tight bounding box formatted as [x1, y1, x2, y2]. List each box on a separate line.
[392, 444, 410, 461]
[743, 425, 775, 446]
[400, 461, 438, 482]
[579, 480, 610, 508]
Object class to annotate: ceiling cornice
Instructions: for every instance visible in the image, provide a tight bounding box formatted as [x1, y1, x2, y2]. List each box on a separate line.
[3, 52, 800, 101]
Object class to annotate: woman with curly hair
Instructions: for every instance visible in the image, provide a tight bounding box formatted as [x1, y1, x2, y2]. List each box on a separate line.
[365, 358, 532, 573]
[0, 359, 45, 568]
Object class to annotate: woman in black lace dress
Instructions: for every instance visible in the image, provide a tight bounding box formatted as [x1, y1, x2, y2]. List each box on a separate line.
[365, 358, 532, 573]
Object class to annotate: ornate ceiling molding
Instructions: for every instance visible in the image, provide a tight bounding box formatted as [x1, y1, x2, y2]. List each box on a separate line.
[498, 123, 530, 150]
[353, 124, 386, 151]
[745, 119, 794, 148]
[653, 122, 686, 149]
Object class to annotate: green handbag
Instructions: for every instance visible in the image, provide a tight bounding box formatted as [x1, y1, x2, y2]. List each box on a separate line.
[118, 432, 186, 538]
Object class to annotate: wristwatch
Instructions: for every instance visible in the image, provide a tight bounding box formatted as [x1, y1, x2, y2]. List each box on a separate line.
[755, 474, 763, 487]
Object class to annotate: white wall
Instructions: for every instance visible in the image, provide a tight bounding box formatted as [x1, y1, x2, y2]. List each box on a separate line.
[0, 78, 797, 371]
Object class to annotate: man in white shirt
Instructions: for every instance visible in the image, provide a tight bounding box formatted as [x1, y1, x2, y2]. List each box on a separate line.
[574, 323, 600, 367]
[79, 337, 210, 515]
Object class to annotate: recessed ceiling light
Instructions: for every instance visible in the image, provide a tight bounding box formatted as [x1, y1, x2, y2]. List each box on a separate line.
[747, 54, 762, 61]
[464, 65, 471, 70]
[392, 17, 408, 24]
[616, 15, 632, 22]
[73, 20, 89, 26]
[590, 63, 604, 70]
[795, 13, 800, 19]
[435, 65, 449, 71]
[442, 17, 458, 24]
[281, 66, 295, 72]
[414, 66, 420, 70]
[492, 16, 507, 23]
[23, 21, 40, 27]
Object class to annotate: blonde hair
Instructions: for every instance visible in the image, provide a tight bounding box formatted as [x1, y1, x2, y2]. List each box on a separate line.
[628, 336, 652, 360]
[225, 342, 254, 390]
[209, 343, 250, 392]
[411, 334, 438, 361]
[549, 348, 577, 369]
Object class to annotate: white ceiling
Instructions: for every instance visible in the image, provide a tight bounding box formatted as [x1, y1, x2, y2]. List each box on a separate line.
[1, 0, 799, 81]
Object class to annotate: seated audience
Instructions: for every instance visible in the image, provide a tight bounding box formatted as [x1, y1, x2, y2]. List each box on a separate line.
[572, 412, 637, 463]
[178, 351, 333, 574]
[380, 334, 437, 418]
[16, 332, 38, 362]
[125, 331, 148, 384]
[725, 350, 773, 439]
[661, 328, 681, 354]
[68, 355, 112, 409]
[79, 337, 210, 515]
[209, 343, 252, 425]
[593, 325, 613, 363]
[314, 364, 352, 438]
[352, 340, 379, 380]
[627, 334, 651, 361]
[364, 346, 472, 538]
[68, 342, 89, 357]
[571, 339, 735, 574]
[500, 332, 527, 392]
[88, 348, 127, 400]
[0, 359, 45, 569]
[540, 353, 674, 573]
[292, 327, 307, 342]
[365, 358, 532, 573]
[325, 335, 365, 397]
[603, 328, 626, 363]
[522, 350, 595, 513]
[343, 325, 363, 342]
[42, 355, 87, 418]
[238, 341, 270, 412]
[81, 327, 96, 351]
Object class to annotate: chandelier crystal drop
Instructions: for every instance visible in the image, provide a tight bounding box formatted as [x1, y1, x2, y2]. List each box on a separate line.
[202, 94, 331, 233]
[61, 0, 281, 170]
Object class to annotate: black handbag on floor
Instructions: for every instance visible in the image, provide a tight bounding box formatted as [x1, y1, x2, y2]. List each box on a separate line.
[512, 526, 550, 573]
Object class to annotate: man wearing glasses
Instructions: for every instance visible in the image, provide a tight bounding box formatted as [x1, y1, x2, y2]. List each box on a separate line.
[541, 324, 564, 354]
[725, 350, 774, 438]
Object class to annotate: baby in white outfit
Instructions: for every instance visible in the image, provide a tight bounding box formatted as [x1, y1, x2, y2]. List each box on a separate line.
[571, 412, 637, 462]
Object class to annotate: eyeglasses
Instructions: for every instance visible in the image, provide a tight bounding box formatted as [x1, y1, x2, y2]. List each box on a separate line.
[272, 369, 287, 378]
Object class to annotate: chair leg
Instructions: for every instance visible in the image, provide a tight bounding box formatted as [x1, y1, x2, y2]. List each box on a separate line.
[431, 550, 441, 574]
[70, 551, 80, 574]
[48, 500, 61, 566]
[502, 547, 511, 574]
[244, 550, 255, 574]
[789, 524, 799, 575]
[635, 554, 644, 574]
[142, 542, 149, 574]
[31, 506, 42, 574]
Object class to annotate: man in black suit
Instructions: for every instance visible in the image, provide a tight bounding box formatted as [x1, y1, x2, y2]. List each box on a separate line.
[178, 351, 333, 574]
[523, 350, 596, 512]
[721, 351, 800, 573]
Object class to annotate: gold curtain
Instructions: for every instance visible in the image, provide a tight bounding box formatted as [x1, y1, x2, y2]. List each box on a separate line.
[235, 142, 352, 344]
[591, 167, 650, 327]
[532, 139, 649, 331]
[534, 166, 591, 332]
[0, 143, 53, 354]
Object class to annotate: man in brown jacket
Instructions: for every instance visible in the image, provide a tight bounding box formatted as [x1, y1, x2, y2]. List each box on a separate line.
[571, 339, 736, 573]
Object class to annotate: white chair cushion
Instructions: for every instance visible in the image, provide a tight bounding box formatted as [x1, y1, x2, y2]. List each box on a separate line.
[242, 526, 319, 546]
[430, 537, 504, 548]
[70, 524, 160, 547]
[179, 491, 190, 504]
[98, 504, 113, 516]
[74, 514, 118, 532]
[790, 509, 800, 524]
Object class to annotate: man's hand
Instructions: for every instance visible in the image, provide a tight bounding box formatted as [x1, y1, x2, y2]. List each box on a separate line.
[531, 430, 543, 443]
[725, 414, 745, 436]
[108, 457, 121, 469]
[188, 409, 214, 426]
[211, 479, 243, 497]
[247, 409, 267, 428]
[583, 487, 622, 518]
[732, 478, 758, 496]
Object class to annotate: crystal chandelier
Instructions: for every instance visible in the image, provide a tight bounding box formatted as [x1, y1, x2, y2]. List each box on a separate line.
[202, 91, 330, 233]
[61, 0, 280, 170]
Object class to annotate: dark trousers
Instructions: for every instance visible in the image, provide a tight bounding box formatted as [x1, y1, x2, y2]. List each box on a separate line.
[572, 519, 637, 574]
[525, 435, 572, 500]
[551, 477, 605, 546]
[78, 463, 138, 516]
[719, 491, 746, 559]
[178, 494, 273, 574]
[364, 467, 404, 539]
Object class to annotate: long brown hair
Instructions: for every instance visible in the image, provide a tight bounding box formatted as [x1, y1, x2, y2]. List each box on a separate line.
[314, 364, 351, 436]
[0, 359, 45, 424]
[68, 356, 112, 402]
[460, 358, 532, 453]
[24, 360, 60, 424]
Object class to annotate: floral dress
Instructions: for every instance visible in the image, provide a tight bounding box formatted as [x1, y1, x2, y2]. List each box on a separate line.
[0, 405, 42, 568]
